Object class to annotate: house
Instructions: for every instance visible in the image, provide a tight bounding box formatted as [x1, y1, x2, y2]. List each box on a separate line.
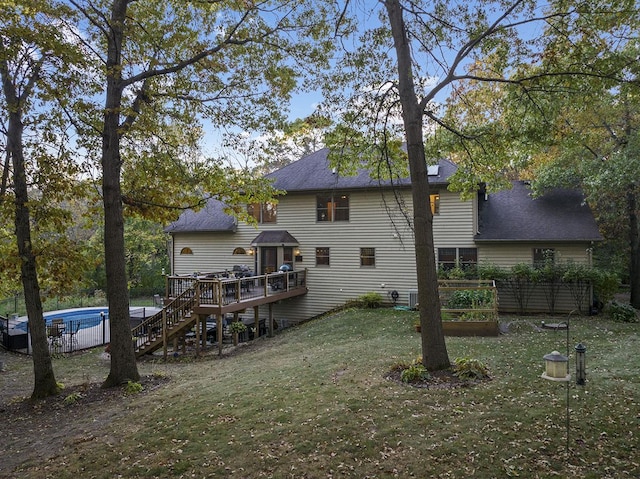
[165, 148, 602, 323]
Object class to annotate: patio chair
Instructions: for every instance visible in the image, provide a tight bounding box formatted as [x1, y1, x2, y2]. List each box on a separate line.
[47, 319, 66, 351]
[153, 294, 164, 307]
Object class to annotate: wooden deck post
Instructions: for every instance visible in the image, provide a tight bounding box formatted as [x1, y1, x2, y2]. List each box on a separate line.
[268, 303, 274, 338]
[194, 314, 200, 357]
[253, 307, 259, 338]
[217, 314, 223, 356]
[201, 316, 207, 348]
[162, 308, 168, 361]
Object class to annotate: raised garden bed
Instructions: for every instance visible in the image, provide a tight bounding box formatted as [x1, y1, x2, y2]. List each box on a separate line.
[442, 320, 500, 337]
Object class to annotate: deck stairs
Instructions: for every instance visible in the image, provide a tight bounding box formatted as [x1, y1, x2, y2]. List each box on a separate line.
[131, 288, 199, 358]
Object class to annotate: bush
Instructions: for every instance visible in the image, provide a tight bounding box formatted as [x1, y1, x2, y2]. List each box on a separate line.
[608, 301, 639, 323]
[357, 292, 383, 309]
[401, 364, 430, 383]
[591, 270, 620, 306]
[64, 392, 84, 405]
[453, 357, 490, 380]
[228, 321, 248, 333]
[476, 263, 509, 281]
[124, 381, 144, 395]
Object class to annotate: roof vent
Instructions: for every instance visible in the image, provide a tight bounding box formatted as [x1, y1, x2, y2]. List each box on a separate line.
[427, 165, 439, 176]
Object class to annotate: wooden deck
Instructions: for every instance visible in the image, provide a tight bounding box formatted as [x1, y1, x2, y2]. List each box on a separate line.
[132, 270, 307, 358]
[166, 269, 308, 316]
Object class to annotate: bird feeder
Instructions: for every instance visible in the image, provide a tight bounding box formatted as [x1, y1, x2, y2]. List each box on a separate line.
[575, 343, 587, 385]
[542, 350, 570, 382]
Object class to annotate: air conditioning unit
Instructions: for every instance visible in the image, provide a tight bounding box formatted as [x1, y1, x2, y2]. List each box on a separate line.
[408, 290, 419, 310]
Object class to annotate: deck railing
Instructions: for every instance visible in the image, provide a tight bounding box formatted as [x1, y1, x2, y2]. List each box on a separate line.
[165, 270, 307, 307]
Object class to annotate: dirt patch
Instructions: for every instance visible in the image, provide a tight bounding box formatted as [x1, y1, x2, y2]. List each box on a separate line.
[0, 374, 170, 474]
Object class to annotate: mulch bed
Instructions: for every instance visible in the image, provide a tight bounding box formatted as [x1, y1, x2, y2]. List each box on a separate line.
[385, 367, 490, 389]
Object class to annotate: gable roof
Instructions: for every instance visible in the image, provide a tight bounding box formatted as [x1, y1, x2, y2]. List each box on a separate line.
[266, 147, 456, 192]
[166, 148, 456, 233]
[164, 198, 236, 233]
[475, 181, 603, 242]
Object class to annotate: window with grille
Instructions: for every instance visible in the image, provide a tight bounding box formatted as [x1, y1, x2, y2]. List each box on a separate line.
[316, 247, 330, 266]
[360, 247, 376, 267]
[438, 247, 478, 270]
[438, 248, 456, 270]
[317, 194, 349, 222]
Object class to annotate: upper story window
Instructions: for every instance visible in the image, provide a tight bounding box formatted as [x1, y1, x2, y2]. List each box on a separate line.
[533, 248, 555, 267]
[430, 194, 440, 215]
[317, 194, 349, 222]
[247, 202, 277, 223]
[360, 247, 376, 267]
[180, 247, 193, 255]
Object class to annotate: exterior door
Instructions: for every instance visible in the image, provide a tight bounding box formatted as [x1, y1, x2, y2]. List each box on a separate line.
[260, 247, 278, 274]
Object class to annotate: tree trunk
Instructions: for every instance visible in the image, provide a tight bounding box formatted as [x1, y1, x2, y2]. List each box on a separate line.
[5, 101, 59, 399]
[102, 0, 140, 387]
[628, 187, 640, 309]
[384, 0, 450, 371]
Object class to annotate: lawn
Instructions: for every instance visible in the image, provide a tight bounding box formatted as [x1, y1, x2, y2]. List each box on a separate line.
[1, 308, 638, 478]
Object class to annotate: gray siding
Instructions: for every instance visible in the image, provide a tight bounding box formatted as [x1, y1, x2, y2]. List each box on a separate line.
[170, 192, 597, 322]
[478, 243, 593, 268]
[170, 188, 479, 323]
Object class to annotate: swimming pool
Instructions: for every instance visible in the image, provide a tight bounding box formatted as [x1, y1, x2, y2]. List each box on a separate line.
[43, 307, 110, 331]
[12, 307, 110, 332]
[6, 306, 159, 353]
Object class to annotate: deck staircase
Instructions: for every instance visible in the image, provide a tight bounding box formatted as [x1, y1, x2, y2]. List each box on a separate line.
[132, 288, 199, 358]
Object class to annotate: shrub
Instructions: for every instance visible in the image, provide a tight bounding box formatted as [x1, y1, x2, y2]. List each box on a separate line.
[401, 364, 430, 383]
[592, 270, 620, 306]
[357, 292, 383, 309]
[608, 301, 639, 323]
[64, 392, 83, 405]
[510, 263, 539, 281]
[124, 381, 144, 395]
[453, 357, 490, 380]
[476, 263, 509, 280]
[228, 321, 248, 333]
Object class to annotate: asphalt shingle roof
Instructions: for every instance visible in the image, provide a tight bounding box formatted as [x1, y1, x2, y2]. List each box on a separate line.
[165, 153, 602, 244]
[250, 230, 300, 246]
[475, 181, 603, 242]
[164, 198, 236, 233]
[266, 147, 455, 192]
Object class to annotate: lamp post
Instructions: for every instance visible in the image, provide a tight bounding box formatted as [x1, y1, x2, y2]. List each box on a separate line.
[575, 343, 587, 386]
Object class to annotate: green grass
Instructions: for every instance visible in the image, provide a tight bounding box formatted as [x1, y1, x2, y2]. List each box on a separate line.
[4, 308, 639, 478]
